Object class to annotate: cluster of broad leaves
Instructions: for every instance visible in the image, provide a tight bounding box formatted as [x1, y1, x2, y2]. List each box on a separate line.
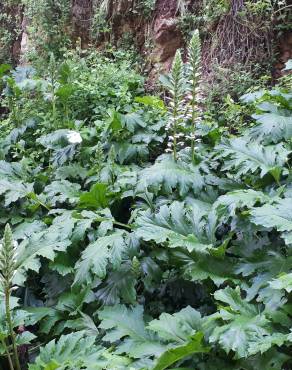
[0, 52, 292, 370]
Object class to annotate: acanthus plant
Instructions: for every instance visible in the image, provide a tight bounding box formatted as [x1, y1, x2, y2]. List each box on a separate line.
[0, 225, 35, 370]
[0, 225, 20, 370]
[186, 29, 202, 162]
[0, 40, 291, 370]
[162, 30, 202, 162]
[163, 49, 186, 160]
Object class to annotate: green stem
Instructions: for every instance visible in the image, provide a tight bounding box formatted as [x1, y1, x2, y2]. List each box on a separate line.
[26, 193, 50, 211]
[173, 124, 177, 161]
[144, 191, 155, 212]
[94, 216, 133, 230]
[64, 103, 69, 123]
[50, 72, 57, 127]
[5, 288, 21, 370]
[36, 197, 51, 211]
[113, 220, 133, 230]
[0, 338, 14, 370]
[52, 95, 56, 126]
[190, 96, 197, 163]
[173, 97, 178, 162]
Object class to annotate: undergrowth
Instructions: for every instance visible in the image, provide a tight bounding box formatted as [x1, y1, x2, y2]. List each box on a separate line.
[0, 30, 292, 370]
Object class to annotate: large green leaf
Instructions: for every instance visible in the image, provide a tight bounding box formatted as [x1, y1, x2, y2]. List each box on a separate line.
[236, 250, 292, 309]
[37, 130, 79, 166]
[28, 331, 129, 370]
[135, 95, 166, 110]
[240, 348, 290, 370]
[99, 305, 164, 358]
[121, 112, 146, 132]
[251, 198, 292, 245]
[78, 183, 109, 210]
[137, 155, 204, 196]
[214, 189, 270, 221]
[153, 332, 209, 370]
[37, 129, 71, 150]
[174, 249, 236, 286]
[250, 113, 292, 143]
[0, 179, 33, 206]
[74, 230, 128, 285]
[99, 304, 209, 367]
[14, 216, 75, 285]
[135, 202, 214, 253]
[0, 63, 11, 78]
[0, 160, 34, 206]
[216, 138, 290, 182]
[209, 287, 281, 358]
[95, 265, 137, 305]
[270, 273, 292, 293]
[147, 306, 202, 342]
[44, 180, 81, 206]
[55, 164, 87, 181]
[113, 142, 149, 164]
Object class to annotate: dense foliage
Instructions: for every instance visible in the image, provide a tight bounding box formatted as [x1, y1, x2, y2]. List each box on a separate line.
[0, 27, 292, 370]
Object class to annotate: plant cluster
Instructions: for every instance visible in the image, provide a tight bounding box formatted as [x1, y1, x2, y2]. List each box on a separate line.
[134, 0, 157, 18]
[0, 30, 292, 370]
[160, 31, 202, 162]
[177, 0, 291, 117]
[22, 0, 71, 62]
[178, 0, 291, 40]
[0, 0, 22, 65]
[91, 0, 156, 44]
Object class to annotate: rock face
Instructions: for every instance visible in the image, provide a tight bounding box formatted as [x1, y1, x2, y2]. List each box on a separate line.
[152, 0, 183, 66]
[86, 0, 184, 83]
[0, 2, 23, 64]
[105, 1, 146, 47]
[20, 16, 29, 64]
[145, 0, 184, 85]
[152, 16, 183, 69]
[5, 0, 292, 82]
[275, 32, 292, 78]
[71, 0, 93, 48]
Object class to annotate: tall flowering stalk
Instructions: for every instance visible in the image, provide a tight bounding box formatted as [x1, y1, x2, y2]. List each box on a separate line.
[165, 50, 186, 161]
[0, 224, 21, 370]
[186, 30, 202, 162]
[48, 53, 58, 126]
[164, 32, 202, 162]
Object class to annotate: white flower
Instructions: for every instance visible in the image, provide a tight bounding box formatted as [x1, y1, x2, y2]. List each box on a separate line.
[67, 131, 82, 144]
